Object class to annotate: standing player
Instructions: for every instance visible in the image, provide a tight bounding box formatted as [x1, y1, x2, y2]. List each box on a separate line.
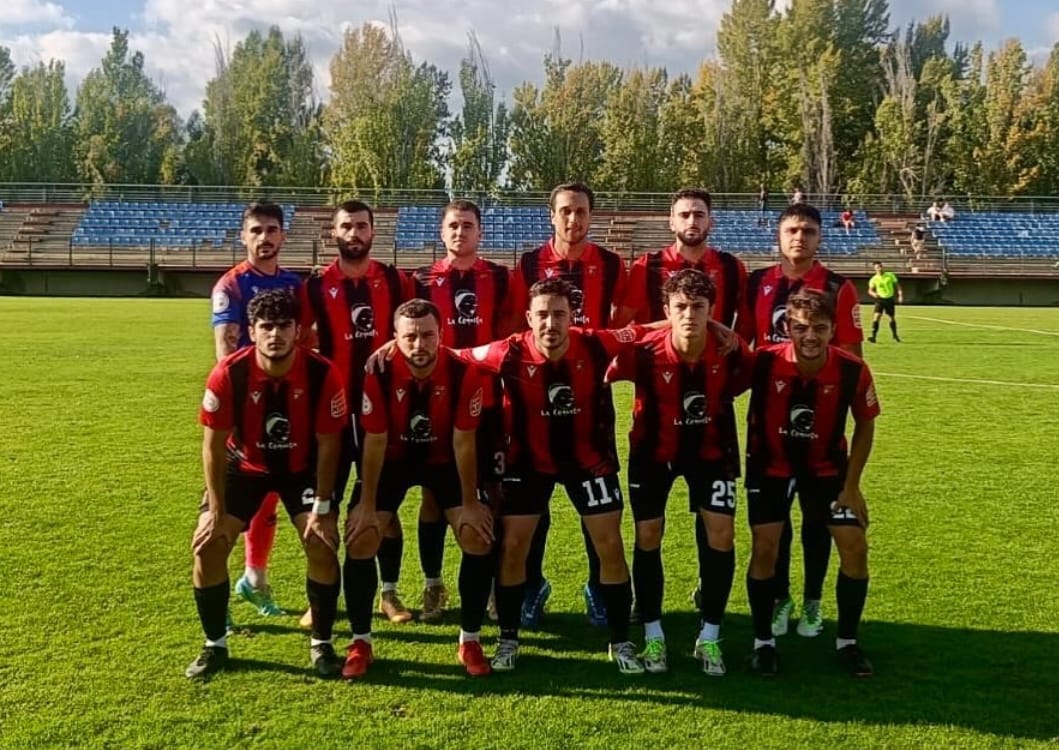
[187, 289, 346, 680]
[509, 182, 630, 627]
[468, 278, 647, 674]
[300, 200, 414, 625]
[409, 199, 512, 624]
[210, 202, 302, 618]
[619, 188, 749, 615]
[743, 289, 878, 678]
[341, 300, 495, 678]
[736, 202, 864, 642]
[867, 261, 903, 343]
[606, 269, 750, 676]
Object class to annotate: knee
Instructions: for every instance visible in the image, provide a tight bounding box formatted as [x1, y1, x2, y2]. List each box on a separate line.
[458, 527, 492, 556]
[347, 531, 381, 560]
[836, 534, 868, 575]
[750, 530, 780, 567]
[304, 536, 338, 567]
[419, 495, 442, 522]
[704, 517, 734, 551]
[635, 521, 663, 551]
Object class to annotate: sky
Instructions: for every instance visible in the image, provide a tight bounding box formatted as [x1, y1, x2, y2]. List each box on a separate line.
[1, 0, 1056, 116]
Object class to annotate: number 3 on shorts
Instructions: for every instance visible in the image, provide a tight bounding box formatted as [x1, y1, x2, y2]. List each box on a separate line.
[710, 480, 736, 510]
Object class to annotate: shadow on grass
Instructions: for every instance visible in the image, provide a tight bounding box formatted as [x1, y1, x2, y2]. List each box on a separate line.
[319, 611, 1059, 741]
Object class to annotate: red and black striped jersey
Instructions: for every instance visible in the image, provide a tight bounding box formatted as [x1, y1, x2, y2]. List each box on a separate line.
[625, 246, 748, 327]
[465, 327, 642, 476]
[300, 259, 412, 408]
[737, 261, 863, 348]
[510, 240, 629, 328]
[745, 343, 880, 478]
[411, 256, 511, 347]
[360, 347, 484, 465]
[200, 347, 347, 475]
[606, 329, 752, 469]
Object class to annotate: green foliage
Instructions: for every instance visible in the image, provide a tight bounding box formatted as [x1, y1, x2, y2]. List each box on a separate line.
[449, 33, 510, 194]
[0, 60, 75, 182]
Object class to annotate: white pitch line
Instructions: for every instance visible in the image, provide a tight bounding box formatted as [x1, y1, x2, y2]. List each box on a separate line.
[903, 315, 1059, 337]
[875, 371, 1059, 390]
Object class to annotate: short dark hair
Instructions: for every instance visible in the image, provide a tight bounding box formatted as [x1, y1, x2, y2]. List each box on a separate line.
[333, 200, 374, 228]
[247, 288, 299, 324]
[242, 201, 285, 229]
[394, 298, 441, 327]
[671, 187, 712, 212]
[441, 199, 481, 225]
[549, 181, 595, 211]
[777, 202, 822, 228]
[527, 278, 576, 308]
[662, 268, 716, 305]
[786, 288, 835, 324]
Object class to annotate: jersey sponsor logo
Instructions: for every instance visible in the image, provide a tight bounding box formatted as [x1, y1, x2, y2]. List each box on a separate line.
[349, 305, 377, 339]
[662, 371, 674, 384]
[544, 268, 557, 278]
[251, 390, 262, 404]
[543, 383, 579, 417]
[435, 276, 445, 286]
[769, 306, 790, 342]
[328, 287, 339, 299]
[763, 285, 774, 296]
[396, 388, 406, 402]
[781, 404, 818, 440]
[362, 392, 373, 415]
[675, 390, 709, 426]
[211, 291, 230, 314]
[449, 291, 483, 327]
[469, 387, 483, 418]
[405, 412, 437, 444]
[259, 413, 294, 450]
[330, 389, 347, 419]
[527, 365, 538, 378]
[202, 388, 221, 413]
[775, 380, 787, 393]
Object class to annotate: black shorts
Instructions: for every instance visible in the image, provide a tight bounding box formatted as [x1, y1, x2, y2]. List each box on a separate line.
[745, 474, 861, 528]
[874, 297, 896, 316]
[628, 458, 737, 522]
[334, 423, 363, 506]
[349, 462, 463, 515]
[500, 468, 623, 518]
[476, 402, 506, 482]
[199, 471, 316, 525]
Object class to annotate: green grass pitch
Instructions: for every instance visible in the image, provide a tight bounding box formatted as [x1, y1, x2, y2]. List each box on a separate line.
[1, 298, 1057, 749]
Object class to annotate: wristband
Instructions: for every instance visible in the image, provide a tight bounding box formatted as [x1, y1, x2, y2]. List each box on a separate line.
[312, 497, 332, 515]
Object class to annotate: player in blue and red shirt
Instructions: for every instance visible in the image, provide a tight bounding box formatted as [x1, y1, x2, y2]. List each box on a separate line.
[340, 299, 494, 679]
[743, 289, 879, 678]
[466, 278, 651, 675]
[606, 269, 752, 677]
[187, 289, 347, 681]
[210, 202, 303, 620]
[736, 202, 865, 643]
[508, 182, 631, 628]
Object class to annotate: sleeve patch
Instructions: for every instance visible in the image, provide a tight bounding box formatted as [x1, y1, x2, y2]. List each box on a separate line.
[330, 389, 347, 419]
[361, 392, 373, 416]
[612, 327, 636, 344]
[865, 383, 877, 408]
[469, 387, 483, 418]
[202, 388, 221, 413]
[212, 291, 230, 314]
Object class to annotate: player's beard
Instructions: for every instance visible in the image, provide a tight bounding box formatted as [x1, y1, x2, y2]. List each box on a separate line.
[337, 237, 372, 262]
[404, 349, 436, 372]
[676, 229, 707, 247]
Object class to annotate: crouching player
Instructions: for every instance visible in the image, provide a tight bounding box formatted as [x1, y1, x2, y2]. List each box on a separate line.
[744, 289, 879, 678]
[341, 299, 496, 678]
[606, 269, 751, 676]
[187, 289, 347, 680]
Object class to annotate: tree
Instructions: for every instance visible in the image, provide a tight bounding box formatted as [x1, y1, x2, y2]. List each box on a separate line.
[0, 61, 75, 182]
[325, 21, 450, 193]
[597, 67, 669, 192]
[74, 28, 182, 186]
[449, 33, 510, 193]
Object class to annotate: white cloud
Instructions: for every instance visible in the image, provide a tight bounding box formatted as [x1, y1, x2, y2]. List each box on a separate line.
[0, 0, 72, 28]
[1048, 12, 1059, 43]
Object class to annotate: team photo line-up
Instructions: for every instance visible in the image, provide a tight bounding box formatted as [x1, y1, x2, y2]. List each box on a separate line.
[189, 182, 886, 682]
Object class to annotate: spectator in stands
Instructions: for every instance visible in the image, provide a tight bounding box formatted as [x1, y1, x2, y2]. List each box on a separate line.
[926, 200, 943, 222]
[840, 209, 856, 234]
[791, 186, 805, 205]
[758, 184, 769, 226]
[910, 224, 926, 260]
[939, 200, 955, 221]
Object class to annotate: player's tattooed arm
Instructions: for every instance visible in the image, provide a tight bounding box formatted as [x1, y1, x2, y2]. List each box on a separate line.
[214, 323, 241, 362]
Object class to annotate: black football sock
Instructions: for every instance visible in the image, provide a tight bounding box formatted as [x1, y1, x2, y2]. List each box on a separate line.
[774, 516, 793, 602]
[376, 535, 402, 585]
[582, 520, 601, 589]
[700, 545, 735, 626]
[525, 510, 550, 591]
[343, 556, 377, 635]
[890, 319, 899, 338]
[496, 582, 525, 641]
[458, 550, 495, 634]
[632, 546, 664, 624]
[306, 577, 340, 642]
[695, 514, 709, 588]
[836, 571, 869, 640]
[600, 580, 633, 645]
[871, 319, 880, 338]
[194, 579, 230, 642]
[418, 520, 447, 581]
[747, 573, 775, 642]
[802, 520, 832, 602]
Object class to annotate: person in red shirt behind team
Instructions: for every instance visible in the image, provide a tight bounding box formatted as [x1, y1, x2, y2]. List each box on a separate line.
[340, 299, 495, 680]
[737, 202, 864, 644]
[187, 289, 347, 681]
[606, 269, 752, 678]
[468, 278, 649, 675]
[743, 289, 878, 679]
